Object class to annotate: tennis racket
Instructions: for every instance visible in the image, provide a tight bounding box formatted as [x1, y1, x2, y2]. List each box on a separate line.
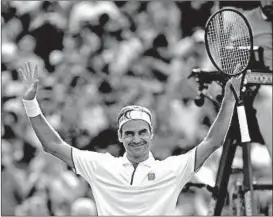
[205, 8, 253, 143]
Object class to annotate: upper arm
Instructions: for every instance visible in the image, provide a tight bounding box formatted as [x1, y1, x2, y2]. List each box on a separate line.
[46, 140, 75, 169]
[195, 139, 218, 172]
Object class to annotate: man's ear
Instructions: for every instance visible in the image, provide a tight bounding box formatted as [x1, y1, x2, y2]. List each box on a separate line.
[118, 130, 122, 143]
[150, 126, 154, 139]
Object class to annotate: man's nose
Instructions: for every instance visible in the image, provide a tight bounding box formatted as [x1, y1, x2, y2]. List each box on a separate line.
[132, 134, 142, 143]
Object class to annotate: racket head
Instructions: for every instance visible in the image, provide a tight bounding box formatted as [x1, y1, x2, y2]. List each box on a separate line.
[205, 8, 254, 77]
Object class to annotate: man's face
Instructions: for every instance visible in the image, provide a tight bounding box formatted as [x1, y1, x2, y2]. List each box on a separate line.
[119, 120, 153, 161]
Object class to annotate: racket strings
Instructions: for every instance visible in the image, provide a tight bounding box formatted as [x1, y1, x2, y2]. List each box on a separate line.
[207, 11, 251, 75]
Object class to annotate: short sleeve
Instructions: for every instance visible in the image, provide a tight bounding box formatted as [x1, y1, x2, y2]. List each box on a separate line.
[72, 148, 103, 183]
[165, 147, 197, 189]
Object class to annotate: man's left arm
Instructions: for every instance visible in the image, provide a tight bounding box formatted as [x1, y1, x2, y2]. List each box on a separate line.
[194, 76, 241, 172]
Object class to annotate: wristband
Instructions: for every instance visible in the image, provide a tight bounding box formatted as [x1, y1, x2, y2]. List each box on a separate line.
[22, 97, 42, 117]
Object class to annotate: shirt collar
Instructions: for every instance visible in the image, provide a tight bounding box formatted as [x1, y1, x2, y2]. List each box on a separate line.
[122, 152, 155, 168]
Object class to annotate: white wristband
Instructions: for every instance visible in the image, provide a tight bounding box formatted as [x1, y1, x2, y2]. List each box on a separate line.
[22, 97, 42, 117]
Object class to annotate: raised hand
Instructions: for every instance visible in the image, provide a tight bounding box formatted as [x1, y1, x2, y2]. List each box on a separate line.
[18, 62, 39, 100]
[225, 64, 245, 100]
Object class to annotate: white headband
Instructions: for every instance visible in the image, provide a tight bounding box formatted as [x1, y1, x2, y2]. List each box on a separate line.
[118, 110, 152, 130]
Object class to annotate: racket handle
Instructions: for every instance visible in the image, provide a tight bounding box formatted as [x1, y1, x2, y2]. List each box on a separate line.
[237, 105, 251, 143]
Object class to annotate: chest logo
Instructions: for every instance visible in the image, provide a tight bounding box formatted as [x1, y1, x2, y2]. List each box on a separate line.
[148, 172, 155, 181]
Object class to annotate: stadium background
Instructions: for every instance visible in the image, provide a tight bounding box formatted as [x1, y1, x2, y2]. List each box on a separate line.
[1, 1, 272, 216]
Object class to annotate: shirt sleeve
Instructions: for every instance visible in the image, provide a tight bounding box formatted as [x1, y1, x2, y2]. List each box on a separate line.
[71, 147, 103, 183]
[165, 147, 197, 189]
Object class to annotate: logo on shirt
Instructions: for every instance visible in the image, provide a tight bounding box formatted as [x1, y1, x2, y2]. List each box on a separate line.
[148, 172, 155, 181]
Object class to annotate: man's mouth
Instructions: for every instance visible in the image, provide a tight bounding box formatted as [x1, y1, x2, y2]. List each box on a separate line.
[129, 143, 145, 147]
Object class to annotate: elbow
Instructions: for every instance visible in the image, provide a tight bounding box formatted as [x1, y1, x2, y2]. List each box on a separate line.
[42, 145, 59, 158]
[212, 140, 223, 149]
[40, 141, 59, 155]
[204, 136, 222, 150]
[41, 144, 52, 154]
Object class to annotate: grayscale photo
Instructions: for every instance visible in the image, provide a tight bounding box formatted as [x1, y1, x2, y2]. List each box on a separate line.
[1, 1, 272, 216]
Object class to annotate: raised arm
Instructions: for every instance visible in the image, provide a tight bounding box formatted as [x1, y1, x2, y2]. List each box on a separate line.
[19, 62, 74, 168]
[194, 67, 243, 172]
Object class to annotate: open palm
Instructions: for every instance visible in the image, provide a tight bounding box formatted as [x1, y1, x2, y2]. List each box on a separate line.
[18, 62, 39, 100]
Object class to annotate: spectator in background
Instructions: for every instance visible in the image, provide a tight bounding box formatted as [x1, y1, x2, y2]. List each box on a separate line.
[243, 1, 273, 215]
[71, 197, 97, 216]
[243, 0, 272, 158]
[2, 140, 24, 216]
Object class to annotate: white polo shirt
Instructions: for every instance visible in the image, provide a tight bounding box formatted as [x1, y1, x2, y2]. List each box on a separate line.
[72, 147, 197, 216]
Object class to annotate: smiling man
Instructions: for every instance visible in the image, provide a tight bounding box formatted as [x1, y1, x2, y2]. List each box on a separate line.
[19, 62, 242, 215]
[117, 106, 153, 166]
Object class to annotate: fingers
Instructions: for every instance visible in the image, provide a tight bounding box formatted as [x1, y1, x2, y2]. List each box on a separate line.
[20, 62, 39, 81]
[30, 79, 39, 94]
[25, 62, 32, 79]
[236, 74, 243, 79]
[233, 63, 242, 77]
[234, 63, 241, 73]
[34, 64, 38, 79]
[33, 79, 39, 90]
[18, 68, 27, 81]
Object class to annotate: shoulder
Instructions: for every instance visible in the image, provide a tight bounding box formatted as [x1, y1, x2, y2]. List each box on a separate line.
[73, 148, 118, 163]
[159, 147, 197, 168]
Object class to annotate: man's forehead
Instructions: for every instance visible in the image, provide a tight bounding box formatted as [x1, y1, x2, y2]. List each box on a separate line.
[122, 120, 150, 131]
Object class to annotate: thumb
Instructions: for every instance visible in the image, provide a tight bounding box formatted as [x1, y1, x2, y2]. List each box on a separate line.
[33, 79, 39, 90]
[24, 79, 40, 100]
[30, 79, 39, 93]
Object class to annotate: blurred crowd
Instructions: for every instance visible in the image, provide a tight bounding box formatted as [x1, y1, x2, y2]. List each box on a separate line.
[1, 1, 272, 216]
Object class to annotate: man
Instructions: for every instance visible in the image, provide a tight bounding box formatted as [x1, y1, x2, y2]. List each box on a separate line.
[19, 62, 242, 215]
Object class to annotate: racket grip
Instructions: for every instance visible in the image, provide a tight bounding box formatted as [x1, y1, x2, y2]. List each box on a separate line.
[237, 105, 251, 143]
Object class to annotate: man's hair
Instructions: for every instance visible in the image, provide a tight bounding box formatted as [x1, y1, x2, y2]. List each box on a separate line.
[117, 105, 153, 134]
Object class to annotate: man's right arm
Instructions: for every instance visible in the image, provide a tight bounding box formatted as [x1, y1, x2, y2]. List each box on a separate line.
[29, 114, 74, 168]
[19, 62, 75, 168]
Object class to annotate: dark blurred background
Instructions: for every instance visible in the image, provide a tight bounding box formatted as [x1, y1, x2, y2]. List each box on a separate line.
[1, 1, 271, 216]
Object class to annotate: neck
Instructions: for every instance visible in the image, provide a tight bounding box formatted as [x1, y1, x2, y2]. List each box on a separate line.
[126, 153, 149, 165]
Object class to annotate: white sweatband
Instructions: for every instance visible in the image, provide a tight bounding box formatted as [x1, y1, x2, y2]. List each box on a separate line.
[22, 97, 42, 117]
[118, 110, 152, 130]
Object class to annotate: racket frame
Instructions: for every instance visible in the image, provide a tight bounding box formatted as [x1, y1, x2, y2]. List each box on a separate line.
[204, 7, 254, 77]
